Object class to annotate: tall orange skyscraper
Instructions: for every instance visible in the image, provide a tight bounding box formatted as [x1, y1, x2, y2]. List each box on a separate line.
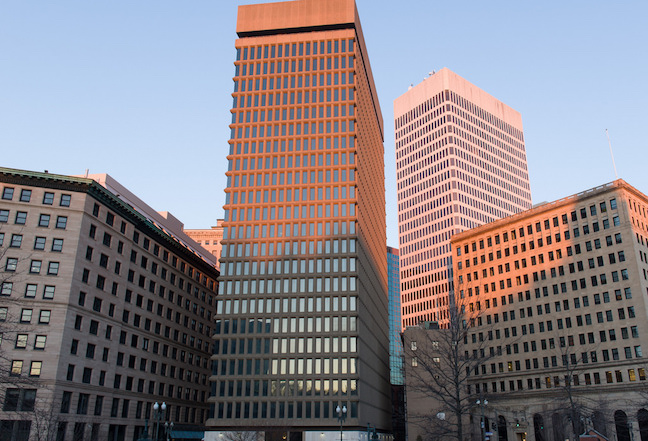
[207, 0, 391, 439]
[394, 68, 532, 328]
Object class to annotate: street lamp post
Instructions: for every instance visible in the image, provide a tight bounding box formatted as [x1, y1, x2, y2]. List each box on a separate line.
[367, 424, 379, 441]
[153, 402, 167, 441]
[137, 420, 151, 441]
[336, 405, 347, 441]
[164, 421, 175, 441]
[476, 399, 488, 441]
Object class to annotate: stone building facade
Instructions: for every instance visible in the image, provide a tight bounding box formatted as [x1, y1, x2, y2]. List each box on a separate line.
[184, 220, 225, 269]
[0, 167, 219, 441]
[404, 180, 648, 441]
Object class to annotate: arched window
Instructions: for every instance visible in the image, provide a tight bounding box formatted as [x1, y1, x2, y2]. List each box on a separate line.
[553, 413, 565, 441]
[615, 410, 631, 441]
[534, 414, 545, 441]
[498, 415, 509, 441]
[593, 411, 607, 437]
[637, 409, 648, 441]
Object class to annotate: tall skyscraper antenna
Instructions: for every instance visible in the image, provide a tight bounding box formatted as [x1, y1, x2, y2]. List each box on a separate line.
[606, 129, 619, 179]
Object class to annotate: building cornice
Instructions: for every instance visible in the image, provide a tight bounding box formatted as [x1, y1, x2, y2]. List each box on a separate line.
[452, 179, 636, 243]
[0, 167, 219, 278]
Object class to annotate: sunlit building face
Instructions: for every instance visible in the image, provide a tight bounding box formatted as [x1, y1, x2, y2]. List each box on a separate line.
[404, 180, 648, 441]
[207, 0, 391, 435]
[453, 183, 643, 395]
[394, 68, 532, 328]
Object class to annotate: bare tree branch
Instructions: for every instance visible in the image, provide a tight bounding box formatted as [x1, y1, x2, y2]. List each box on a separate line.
[404, 302, 498, 441]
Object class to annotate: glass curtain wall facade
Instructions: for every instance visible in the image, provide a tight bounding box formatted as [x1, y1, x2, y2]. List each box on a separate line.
[387, 246, 406, 441]
[387, 246, 403, 385]
[394, 68, 532, 328]
[208, 0, 390, 437]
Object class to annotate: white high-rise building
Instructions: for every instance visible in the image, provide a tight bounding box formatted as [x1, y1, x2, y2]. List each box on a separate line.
[394, 68, 532, 327]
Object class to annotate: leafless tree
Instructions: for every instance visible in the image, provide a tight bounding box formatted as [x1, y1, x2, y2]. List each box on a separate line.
[539, 330, 610, 441]
[221, 430, 264, 441]
[0, 237, 41, 403]
[403, 301, 494, 441]
[30, 396, 61, 441]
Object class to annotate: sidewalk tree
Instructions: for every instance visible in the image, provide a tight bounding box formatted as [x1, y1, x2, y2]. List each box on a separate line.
[403, 302, 493, 441]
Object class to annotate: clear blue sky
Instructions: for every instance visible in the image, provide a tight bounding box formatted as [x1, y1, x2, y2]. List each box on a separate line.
[1, 1, 646, 247]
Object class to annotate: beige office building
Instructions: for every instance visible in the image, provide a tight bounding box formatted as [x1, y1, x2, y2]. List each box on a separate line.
[405, 180, 648, 441]
[0, 167, 219, 441]
[184, 220, 225, 268]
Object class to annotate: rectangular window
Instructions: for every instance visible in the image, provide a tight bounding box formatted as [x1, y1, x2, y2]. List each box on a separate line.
[5, 258, 18, 271]
[30, 361, 42, 376]
[2, 187, 14, 200]
[52, 238, 64, 252]
[20, 309, 33, 323]
[77, 393, 89, 415]
[10, 234, 23, 248]
[15, 211, 27, 224]
[34, 335, 47, 349]
[55, 216, 68, 229]
[20, 190, 32, 202]
[43, 285, 55, 299]
[30, 260, 42, 274]
[3, 388, 36, 412]
[94, 396, 104, 415]
[3, 389, 20, 411]
[11, 360, 23, 376]
[38, 214, 50, 227]
[34, 236, 46, 250]
[59, 391, 72, 413]
[25, 284, 37, 298]
[15, 334, 28, 348]
[39, 310, 51, 324]
[47, 262, 60, 275]
[1, 282, 12, 296]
